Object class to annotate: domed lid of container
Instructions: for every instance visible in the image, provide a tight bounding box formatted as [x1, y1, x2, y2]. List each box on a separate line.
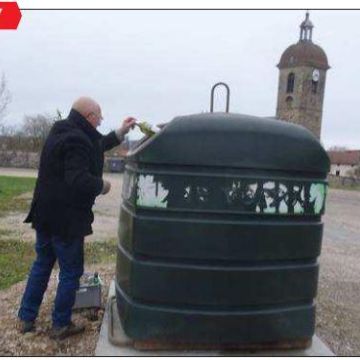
[127, 112, 330, 174]
[127, 82, 330, 174]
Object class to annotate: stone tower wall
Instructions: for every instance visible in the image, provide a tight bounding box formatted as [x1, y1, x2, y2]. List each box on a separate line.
[276, 66, 327, 139]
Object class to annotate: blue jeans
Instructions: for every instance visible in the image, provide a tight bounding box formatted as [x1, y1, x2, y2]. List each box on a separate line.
[18, 230, 84, 327]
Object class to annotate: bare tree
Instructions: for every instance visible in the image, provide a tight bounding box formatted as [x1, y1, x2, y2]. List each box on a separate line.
[22, 113, 57, 151]
[0, 73, 12, 132]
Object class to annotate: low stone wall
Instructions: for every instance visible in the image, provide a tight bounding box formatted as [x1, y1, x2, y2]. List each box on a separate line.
[0, 151, 40, 169]
[0, 151, 123, 173]
[328, 174, 360, 187]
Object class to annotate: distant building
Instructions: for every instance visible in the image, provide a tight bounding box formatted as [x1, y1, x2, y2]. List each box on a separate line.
[275, 12, 330, 139]
[327, 150, 360, 177]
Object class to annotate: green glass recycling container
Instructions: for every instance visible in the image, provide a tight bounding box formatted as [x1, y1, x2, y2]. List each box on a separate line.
[116, 112, 330, 347]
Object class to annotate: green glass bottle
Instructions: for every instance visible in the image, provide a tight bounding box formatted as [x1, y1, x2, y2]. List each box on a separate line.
[135, 121, 156, 137]
[93, 272, 99, 286]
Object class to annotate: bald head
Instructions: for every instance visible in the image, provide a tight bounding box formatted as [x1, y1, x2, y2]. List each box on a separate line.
[72, 96, 103, 128]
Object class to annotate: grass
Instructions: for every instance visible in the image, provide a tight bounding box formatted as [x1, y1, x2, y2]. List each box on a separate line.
[0, 233, 117, 290]
[0, 174, 117, 290]
[85, 238, 117, 264]
[0, 236, 35, 290]
[0, 176, 36, 215]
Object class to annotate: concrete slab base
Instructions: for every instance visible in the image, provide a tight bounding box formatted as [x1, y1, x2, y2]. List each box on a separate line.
[95, 280, 334, 356]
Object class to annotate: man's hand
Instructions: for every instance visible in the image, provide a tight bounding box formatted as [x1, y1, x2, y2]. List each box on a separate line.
[120, 117, 137, 135]
[101, 180, 111, 195]
[115, 117, 137, 141]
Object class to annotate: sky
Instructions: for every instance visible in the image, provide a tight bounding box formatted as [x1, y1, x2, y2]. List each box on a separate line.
[0, 9, 359, 148]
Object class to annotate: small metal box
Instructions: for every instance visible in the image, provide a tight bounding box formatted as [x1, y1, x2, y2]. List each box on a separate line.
[73, 285, 101, 309]
[57, 272, 102, 309]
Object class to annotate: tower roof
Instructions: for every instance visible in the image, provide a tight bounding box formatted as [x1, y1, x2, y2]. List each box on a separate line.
[277, 12, 329, 70]
[278, 42, 329, 69]
[300, 11, 314, 31]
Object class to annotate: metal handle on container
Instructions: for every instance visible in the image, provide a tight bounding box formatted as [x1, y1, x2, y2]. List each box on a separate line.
[210, 82, 230, 113]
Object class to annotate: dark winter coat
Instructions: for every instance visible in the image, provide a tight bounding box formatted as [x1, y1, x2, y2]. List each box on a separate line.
[24, 109, 121, 238]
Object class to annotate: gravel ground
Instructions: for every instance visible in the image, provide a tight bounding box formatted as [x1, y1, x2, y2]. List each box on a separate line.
[0, 264, 114, 356]
[317, 189, 360, 355]
[0, 167, 359, 355]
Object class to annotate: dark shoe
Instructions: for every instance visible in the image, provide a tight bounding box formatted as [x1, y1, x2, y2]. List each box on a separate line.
[49, 321, 85, 340]
[19, 320, 35, 334]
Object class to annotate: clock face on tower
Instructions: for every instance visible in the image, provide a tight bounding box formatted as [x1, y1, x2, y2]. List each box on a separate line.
[312, 69, 320, 82]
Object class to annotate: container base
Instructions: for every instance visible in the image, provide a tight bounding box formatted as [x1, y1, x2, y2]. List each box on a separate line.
[96, 280, 334, 356]
[133, 337, 311, 351]
[109, 295, 312, 351]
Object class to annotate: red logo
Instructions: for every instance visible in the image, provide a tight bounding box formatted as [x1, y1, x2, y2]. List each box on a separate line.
[0, 2, 21, 30]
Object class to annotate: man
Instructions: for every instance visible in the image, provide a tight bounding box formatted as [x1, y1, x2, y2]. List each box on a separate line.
[18, 97, 136, 340]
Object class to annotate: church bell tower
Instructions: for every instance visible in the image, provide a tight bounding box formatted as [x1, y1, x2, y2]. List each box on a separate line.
[276, 12, 330, 139]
